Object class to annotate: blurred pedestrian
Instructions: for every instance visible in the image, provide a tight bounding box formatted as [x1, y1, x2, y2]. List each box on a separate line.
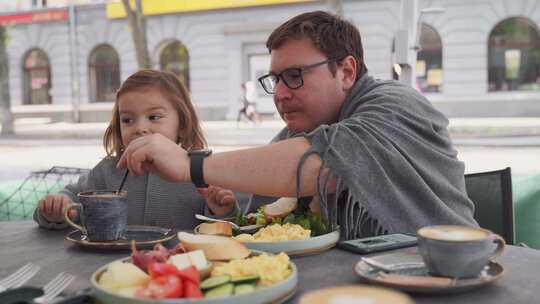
[237, 81, 261, 124]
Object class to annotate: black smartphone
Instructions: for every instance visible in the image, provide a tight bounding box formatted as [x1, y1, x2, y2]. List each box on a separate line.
[338, 233, 418, 254]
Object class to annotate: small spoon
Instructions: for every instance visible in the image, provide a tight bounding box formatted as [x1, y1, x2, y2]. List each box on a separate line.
[237, 224, 264, 233]
[195, 214, 240, 229]
[195, 214, 264, 232]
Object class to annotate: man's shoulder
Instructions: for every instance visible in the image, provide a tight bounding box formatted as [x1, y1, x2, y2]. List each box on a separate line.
[361, 76, 418, 96]
[352, 76, 428, 108]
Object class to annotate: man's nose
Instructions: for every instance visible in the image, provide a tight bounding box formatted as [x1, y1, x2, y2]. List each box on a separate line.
[274, 79, 292, 101]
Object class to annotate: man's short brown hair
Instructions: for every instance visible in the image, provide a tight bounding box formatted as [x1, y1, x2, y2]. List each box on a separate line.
[266, 10, 368, 81]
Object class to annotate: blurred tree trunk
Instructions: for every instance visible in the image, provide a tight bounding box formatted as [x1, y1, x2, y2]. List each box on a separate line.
[0, 26, 14, 136]
[122, 0, 151, 69]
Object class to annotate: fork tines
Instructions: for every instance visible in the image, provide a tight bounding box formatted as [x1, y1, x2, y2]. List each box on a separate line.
[0, 262, 41, 292]
[37, 272, 75, 303]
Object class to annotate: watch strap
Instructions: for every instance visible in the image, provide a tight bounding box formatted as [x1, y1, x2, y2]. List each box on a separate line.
[190, 152, 208, 188]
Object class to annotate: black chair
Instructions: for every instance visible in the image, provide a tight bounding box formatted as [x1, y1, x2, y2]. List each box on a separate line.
[464, 167, 514, 244]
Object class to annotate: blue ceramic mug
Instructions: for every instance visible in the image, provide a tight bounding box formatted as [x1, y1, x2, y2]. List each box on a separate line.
[417, 225, 505, 278]
[63, 190, 128, 242]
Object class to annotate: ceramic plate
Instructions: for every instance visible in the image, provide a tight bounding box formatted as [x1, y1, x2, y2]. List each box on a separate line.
[91, 255, 298, 304]
[66, 225, 176, 250]
[238, 230, 340, 257]
[354, 259, 504, 294]
[298, 285, 415, 304]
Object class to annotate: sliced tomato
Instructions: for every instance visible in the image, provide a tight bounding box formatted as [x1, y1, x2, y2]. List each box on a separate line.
[147, 262, 178, 278]
[143, 275, 183, 299]
[184, 280, 203, 299]
[177, 265, 200, 285]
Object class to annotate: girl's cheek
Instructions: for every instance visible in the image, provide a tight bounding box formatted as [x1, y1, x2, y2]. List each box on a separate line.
[120, 131, 130, 147]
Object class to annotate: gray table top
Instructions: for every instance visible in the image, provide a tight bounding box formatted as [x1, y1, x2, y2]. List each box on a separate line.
[1, 221, 538, 303]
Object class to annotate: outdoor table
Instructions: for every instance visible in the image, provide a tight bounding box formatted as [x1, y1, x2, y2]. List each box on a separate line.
[1, 220, 539, 303]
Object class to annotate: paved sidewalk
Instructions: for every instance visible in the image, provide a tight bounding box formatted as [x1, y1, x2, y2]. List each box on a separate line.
[448, 117, 540, 137]
[1, 117, 540, 147]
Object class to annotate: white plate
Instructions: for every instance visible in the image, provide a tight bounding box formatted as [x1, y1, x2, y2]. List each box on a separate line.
[91, 256, 298, 304]
[239, 230, 340, 256]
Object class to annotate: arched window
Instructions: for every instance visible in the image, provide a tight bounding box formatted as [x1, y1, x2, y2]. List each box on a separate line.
[417, 24, 443, 93]
[89, 44, 120, 102]
[159, 41, 190, 89]
[488, 17, 540, 92]
[23, 48, 51, 105]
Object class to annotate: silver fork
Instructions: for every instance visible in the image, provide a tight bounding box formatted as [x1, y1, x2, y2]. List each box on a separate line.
[33, 272, 75, 304]
[0, 263, 41, 292]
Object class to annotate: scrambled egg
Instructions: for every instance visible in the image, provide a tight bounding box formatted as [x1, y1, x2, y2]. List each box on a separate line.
[211, 252, 291, 286]
[234, 223, 311, 242]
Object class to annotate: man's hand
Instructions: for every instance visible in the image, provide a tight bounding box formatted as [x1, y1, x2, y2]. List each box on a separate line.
[38, 194, 76, 223]
[197, 186, 237, 217]
[117, 133, 190, 182]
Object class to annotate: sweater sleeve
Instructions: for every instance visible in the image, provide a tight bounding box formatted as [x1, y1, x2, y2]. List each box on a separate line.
[33, 208, 70, 230]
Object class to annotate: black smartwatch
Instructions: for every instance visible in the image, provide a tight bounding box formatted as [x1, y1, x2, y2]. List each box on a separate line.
[188, 149, 212, 188]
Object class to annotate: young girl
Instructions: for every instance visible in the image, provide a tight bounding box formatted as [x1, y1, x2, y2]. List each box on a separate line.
[34, 70, 237, 230]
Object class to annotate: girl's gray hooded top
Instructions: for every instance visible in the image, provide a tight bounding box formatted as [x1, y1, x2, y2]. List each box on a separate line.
[34, 158, 236, 230]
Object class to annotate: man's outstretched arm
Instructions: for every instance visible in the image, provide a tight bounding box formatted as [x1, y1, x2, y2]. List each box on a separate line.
[117, 133, 324, 197]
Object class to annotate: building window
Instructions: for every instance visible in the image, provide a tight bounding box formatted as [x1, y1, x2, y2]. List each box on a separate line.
[23, 48, 51, 105]
[488, 17, 540, 92]
[417, 24, 443, 93]
[89, 44, 120, 102]
[159, 41, 189, 89]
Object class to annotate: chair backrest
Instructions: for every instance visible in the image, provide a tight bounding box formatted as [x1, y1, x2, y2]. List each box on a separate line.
[464, 167, 514, 244]
[0, 166, 90, 221]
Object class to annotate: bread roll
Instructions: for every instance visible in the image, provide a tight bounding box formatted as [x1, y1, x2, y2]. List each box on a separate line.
[264, 197, 298, 221]
[177, 232, 250, 261]
[197, 222, 233, 236]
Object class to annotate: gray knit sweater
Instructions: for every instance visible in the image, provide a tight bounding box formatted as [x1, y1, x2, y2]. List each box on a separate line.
[34, 158, 233, 230]
[249, 75, 477, 240]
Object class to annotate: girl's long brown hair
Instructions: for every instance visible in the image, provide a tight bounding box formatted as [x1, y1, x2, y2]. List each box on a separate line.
[103, 69, 207, 159]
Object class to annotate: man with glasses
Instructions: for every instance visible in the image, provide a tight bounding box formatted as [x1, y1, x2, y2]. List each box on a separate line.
[118, 11, 477, 239]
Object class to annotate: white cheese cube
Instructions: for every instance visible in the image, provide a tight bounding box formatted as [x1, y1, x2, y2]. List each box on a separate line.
[168, 253, 192, 270]
[187, 249, 208, 270]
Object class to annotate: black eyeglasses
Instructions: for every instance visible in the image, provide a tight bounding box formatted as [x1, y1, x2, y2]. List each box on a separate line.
[258, 59, 335, 94]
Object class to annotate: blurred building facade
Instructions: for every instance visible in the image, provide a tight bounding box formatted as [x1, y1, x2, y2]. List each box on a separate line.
[0, 0, 539, 122]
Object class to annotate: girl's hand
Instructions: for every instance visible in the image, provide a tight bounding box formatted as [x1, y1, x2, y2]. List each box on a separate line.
[117, 133, 189, 182]
[38, 194, 76, 223]
[197, 186, 236, 217]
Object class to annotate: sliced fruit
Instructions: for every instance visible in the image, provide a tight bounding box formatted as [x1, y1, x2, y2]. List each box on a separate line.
[142, 274, 183, 299]
[184, 280, 204, 299]
[177, 265, 200, 285]
[99, 261, 150, 291]
[230, 275, 259, 285]
[234, 284, 255, 295]
[148, 262, 178, 278]
[200, 274, 231, 290]
[205, 283, 234, 298]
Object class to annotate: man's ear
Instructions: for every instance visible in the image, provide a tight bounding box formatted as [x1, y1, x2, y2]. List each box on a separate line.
[340, 55, 357, 91]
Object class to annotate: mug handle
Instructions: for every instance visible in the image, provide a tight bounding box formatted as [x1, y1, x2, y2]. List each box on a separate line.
[489, 233, 506, 260]
[64, 204, 85, 235]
